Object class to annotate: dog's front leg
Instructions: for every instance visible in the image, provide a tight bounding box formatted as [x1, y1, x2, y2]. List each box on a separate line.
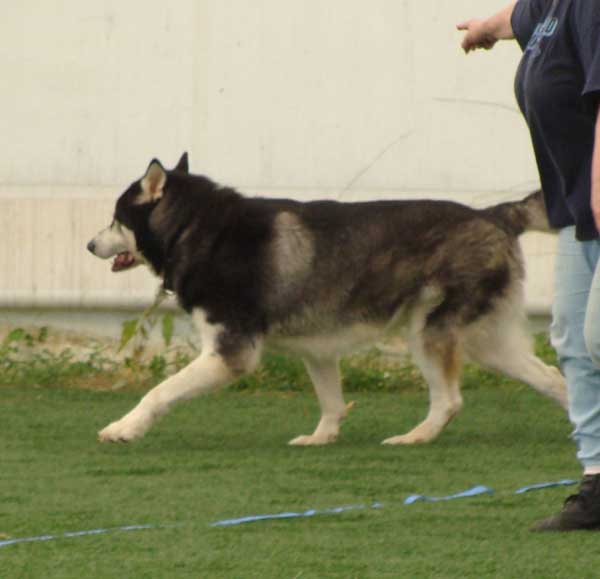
[98, 351, 233, 442]
[99, 310, 261, 443]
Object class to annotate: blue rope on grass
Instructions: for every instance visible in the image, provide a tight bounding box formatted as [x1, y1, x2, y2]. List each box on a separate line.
[514, 479, 577, 494]
[210, 502, 384, 527]
[0, 479, 579, 549]
[0, 524, 183, 549]
[403, 484, 494, 505]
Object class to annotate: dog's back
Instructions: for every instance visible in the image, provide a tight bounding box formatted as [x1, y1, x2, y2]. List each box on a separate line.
[262, 193, 543, 343]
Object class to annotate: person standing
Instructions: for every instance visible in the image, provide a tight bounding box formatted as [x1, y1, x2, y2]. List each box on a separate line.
[458, 0, 600, 531]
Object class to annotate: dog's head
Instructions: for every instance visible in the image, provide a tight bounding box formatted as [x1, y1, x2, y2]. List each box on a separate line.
[87, 152, 189, 273]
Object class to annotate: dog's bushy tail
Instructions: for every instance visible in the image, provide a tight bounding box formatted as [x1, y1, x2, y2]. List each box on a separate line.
[483, 190, 552, 236]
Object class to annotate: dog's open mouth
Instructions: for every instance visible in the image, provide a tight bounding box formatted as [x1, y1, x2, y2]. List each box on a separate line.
[112, 252, 136, 272]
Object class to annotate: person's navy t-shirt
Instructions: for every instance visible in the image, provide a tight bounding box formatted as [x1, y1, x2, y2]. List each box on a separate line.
[512, 0, 600, 240]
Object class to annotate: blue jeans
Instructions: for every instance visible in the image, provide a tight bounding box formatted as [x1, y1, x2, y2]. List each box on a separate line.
[551, 226, 600, 469]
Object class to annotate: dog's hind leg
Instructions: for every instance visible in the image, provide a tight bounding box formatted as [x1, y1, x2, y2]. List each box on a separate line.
[289, 356, 347, 446]
[465, 313, 567, 409]
[383, 329, 463, 445]
[98, 310, 262, 443]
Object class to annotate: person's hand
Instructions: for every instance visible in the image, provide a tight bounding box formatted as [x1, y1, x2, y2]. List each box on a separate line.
[457, 19, 498, 53]
[592, 185, 600, 233]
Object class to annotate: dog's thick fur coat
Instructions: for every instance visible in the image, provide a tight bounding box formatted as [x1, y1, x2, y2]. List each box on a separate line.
[88, 154, 566, 445]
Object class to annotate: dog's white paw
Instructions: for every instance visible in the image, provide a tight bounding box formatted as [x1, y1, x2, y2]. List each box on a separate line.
[288, 433, 338, 446]
[98, 412, 152, 443]
[382, 430, 436, 445]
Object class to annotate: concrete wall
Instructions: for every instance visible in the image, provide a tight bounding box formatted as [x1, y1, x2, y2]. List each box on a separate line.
[1, 0, 556, 320]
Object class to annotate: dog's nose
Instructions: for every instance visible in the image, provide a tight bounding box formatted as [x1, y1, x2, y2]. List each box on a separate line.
[87, 240, 96, 254]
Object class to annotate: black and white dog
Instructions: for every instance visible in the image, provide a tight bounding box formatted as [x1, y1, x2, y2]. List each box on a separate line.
[88, 153, 566, 446]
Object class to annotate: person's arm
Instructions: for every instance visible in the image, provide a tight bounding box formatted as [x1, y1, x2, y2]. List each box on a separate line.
[591, 107, 600, 232]
[457, 2, 518, 53]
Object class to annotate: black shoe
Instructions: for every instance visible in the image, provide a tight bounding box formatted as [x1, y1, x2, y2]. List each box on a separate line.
[531, 475, 600, 532]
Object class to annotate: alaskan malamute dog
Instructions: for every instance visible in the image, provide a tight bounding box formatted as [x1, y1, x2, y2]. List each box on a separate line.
[88, 153, 566, 445]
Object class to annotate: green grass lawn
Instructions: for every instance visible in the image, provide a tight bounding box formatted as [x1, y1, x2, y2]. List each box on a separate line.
[1, 366, 598, 578]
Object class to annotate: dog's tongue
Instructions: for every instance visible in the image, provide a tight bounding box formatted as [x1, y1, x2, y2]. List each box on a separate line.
[112, 252, 134, 272]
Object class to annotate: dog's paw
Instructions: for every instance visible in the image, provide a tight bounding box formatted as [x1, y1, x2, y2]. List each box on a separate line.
[288, 433, 337, 446]
[98, 412, 151, 443]
[382, 431, 434, 445]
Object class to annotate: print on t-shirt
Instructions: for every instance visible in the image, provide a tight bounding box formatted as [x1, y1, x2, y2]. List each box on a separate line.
[525, 15, 558, 56]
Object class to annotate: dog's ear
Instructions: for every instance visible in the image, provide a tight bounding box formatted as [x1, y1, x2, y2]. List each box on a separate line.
[174, 152, 189, 173]
[136, 159, 166, 204]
